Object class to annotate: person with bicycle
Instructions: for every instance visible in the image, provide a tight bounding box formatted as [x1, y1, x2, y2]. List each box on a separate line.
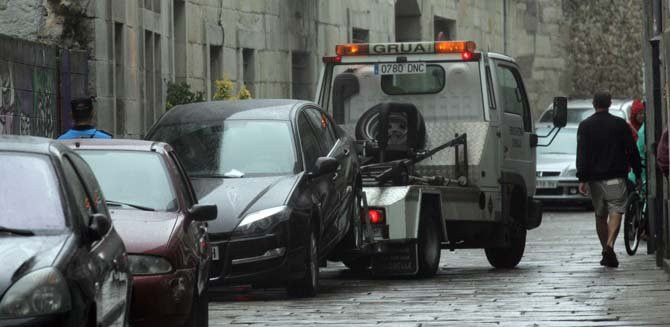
[577, 91, 642, 268]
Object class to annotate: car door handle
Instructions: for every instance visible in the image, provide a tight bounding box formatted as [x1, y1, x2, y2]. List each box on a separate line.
[343, 148, 350, 157]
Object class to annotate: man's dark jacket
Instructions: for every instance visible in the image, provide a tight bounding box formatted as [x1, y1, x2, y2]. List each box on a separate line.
[576, 110, 641, 182]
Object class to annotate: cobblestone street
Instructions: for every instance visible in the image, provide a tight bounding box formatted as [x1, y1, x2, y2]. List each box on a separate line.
[209, 210, 670, 326]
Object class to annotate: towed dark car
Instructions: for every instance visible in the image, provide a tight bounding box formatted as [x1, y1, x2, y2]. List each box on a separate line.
[0, 136, 131, 326]
[63, 139, 217, 327]
[147, 100, 360, 297]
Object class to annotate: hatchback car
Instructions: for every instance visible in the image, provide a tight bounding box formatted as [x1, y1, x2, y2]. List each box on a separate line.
[63, 139, 217, 327]
[146, 99, 360, 297]
[0, 136, 131, 326]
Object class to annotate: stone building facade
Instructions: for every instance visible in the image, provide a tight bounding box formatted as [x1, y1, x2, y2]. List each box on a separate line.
[1, 0, 579, 138]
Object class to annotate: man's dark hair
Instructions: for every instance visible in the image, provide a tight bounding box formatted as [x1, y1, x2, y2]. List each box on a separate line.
[71, 97, 93, 121]
[593, 91, 612, 109]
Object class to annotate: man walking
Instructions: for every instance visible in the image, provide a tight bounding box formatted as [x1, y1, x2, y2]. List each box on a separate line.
[577, 91, 641, 268]
[57, 97, 112, 139]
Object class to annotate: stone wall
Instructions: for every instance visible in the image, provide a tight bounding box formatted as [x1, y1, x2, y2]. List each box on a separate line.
[0, 34, 88, 137]
[5, 0, 643, 137]
[565, 0, 644, 99]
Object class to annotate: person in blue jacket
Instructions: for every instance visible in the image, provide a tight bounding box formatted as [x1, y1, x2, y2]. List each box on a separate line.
[57, 98, 112, 139]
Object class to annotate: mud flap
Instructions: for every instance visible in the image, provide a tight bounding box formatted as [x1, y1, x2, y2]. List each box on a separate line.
[371, 242, 419, 276]
[526, 198, 542, 230]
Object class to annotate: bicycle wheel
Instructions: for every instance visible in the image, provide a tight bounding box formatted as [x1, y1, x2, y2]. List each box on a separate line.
[624, 193, 641, 255]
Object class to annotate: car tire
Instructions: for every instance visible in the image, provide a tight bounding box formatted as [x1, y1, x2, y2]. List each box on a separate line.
[185, 284, 209, 327]
[484, 226, 526, 269]
[343, 256, 372, 272]
[417, 212, 441, 277]
[287, 227, 319, 297]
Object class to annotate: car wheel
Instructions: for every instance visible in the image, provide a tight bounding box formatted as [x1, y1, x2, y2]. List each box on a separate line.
[185, 284, 209, 327]
[287, 227, 319, 297]
[484, 226, 526, 269]
[417, 212, 441, 277]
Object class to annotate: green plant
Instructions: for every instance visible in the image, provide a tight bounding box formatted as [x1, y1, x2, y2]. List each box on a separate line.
[166, 81, 205, 110]
[212, 76, 253, 100]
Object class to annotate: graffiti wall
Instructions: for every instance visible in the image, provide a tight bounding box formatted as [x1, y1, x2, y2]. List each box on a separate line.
[0, 34, 87, 138]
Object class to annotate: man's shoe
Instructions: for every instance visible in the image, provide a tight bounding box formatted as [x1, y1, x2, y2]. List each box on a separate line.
[604, 246, 619, 268]
[600, 250, 607, 266]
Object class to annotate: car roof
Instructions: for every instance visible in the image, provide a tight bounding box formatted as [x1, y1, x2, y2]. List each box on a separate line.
[0, 135, 68, 155]
[59, 139, 171, 153]
[154, 99, 311, 126]
[543, 97, 633, 111]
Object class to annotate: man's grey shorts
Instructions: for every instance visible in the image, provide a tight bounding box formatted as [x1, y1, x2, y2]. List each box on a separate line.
[588, 178, 628, 216]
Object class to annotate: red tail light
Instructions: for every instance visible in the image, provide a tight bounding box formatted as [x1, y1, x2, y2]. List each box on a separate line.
[368, 209, 385, 224]
[322, 56, 342, 63]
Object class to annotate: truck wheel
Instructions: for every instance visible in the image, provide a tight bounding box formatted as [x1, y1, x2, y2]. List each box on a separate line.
[287, 227, 319, 297]
[484, 227, 526, 268]
[417, 214, 441, 277]
[343, 256, 371, 272]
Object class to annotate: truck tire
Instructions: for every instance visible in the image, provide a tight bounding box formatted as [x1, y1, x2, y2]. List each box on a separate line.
[287, 227, 319, 297]
[417, 213, 441, 277]
[343, 256, 371, 272]
[484, 227, 526, 268]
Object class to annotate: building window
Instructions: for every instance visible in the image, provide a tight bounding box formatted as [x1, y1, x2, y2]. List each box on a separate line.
[352, 28, 369, 44]
[210, 45, 223, 97]
[292, 52, 313, 100]
[173, 0, 186, 82]
[242, 48, 255, 95]
[434, 16, 456, 41]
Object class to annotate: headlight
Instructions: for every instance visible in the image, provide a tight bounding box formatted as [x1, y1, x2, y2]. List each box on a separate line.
[235, 206, 289, 235]
[0, 268, 71, 318]
[564, 168, 577, 177]
[128, 255, 172, 275]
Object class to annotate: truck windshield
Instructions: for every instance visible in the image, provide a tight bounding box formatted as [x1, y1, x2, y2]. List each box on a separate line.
[324, 61, 484, 127]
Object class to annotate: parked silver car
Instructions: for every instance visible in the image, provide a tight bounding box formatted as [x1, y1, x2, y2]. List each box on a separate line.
[536, 98, 632, 129]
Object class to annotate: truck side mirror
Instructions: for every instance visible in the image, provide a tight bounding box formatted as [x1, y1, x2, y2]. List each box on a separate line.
[553, 97, 567, 128]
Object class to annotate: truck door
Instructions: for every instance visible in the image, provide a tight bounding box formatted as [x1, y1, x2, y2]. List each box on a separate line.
[492, 61, 536, 196]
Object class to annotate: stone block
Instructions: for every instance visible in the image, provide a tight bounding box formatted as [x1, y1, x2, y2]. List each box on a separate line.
[207, 24, 225, 46]
[112, 0, 126, 23]
[265, 14, 289, 51]
[257, 50, 289, 83]
[94, 61, 115, 97]
[237, 28, 266, 50]
[187, 3, 205, 44]
[94, 18, 113, 61]
[94, 96, 116, 132]
[222, 47, 238, 78]
[239, 0, 267, 14]
[188, 44, 206, 80]
[221, 9, 238, 47]
[96, 0, 110, 20]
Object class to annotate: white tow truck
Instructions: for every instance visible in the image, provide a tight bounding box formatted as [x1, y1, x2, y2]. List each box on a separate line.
[317, 40, 566, 276]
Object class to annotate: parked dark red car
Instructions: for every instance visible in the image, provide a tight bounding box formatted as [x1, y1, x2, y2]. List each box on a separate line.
[62, 139, 217, 327]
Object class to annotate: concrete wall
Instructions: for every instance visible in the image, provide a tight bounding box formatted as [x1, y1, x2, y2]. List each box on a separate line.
[0, 34, 87, 138]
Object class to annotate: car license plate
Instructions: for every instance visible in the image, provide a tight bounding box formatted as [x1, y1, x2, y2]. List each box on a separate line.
[212, 246, 220, 261]
[537, 180, 558, 189]
[374, 62, 426, 75]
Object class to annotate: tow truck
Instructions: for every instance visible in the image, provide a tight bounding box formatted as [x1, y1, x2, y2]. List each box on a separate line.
[317, 40, 567, 276]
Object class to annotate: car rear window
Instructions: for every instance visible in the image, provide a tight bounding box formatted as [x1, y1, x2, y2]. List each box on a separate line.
[0, 152, 66, 232]
[78, 150, 178, 212]
[381, 65, 445, 95]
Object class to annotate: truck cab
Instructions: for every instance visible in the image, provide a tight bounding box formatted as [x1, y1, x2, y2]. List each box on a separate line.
[316, 41, 565, 276]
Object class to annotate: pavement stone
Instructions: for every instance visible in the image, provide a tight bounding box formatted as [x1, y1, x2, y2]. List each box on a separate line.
[208, 210, 670, 326]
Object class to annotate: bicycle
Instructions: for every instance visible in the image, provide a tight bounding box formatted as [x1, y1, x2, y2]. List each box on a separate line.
[624, 181, 647, 255]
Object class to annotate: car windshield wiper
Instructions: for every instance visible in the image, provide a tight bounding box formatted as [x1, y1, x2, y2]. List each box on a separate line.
[106, 200, 155, 211]
[0, 226, 35, 236]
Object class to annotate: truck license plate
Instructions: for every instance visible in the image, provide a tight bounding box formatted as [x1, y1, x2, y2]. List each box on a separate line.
[372, 243, 418, 276]
[212, 246, 220, 261]
[374, 62, 426, 75]
[536, 180, 558, 189]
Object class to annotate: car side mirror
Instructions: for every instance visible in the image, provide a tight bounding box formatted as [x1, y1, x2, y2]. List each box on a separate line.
[553, 96, 568, 128]
[189, 204, 218, 222]
[88, 213, 111, 241]
[313, 157, 339, 176]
